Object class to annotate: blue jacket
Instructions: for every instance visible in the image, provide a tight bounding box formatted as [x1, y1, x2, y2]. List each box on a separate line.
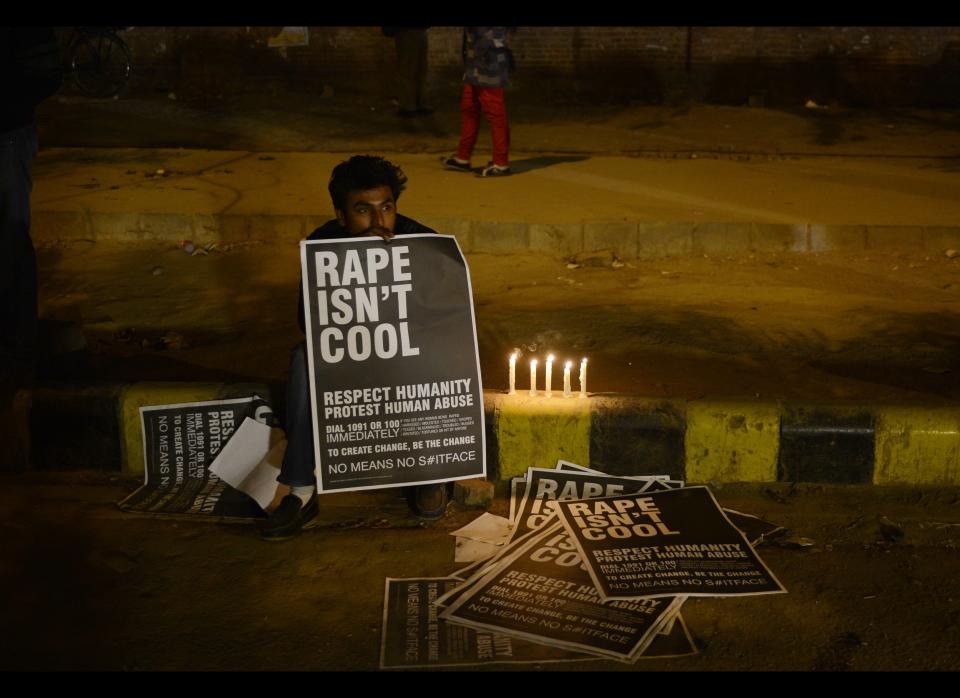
[463, 27, 512, 89]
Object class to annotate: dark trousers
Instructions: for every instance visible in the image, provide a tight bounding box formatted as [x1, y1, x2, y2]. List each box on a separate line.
[395, 29, 428, 112]
[278, 342, 317, 487]
[0, 124, 39, 360]
[278, 341, 436, 495]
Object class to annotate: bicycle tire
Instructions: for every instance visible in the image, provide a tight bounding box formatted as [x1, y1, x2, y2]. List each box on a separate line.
[71, 31, 131, 98]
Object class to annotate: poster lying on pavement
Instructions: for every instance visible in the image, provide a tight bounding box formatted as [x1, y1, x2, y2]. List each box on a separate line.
[511, 468, 679, 542]
[439, 520, 685, 662]
[509, 461, 680, 524]
[382, 578, 696, 668]
[554, 486, 788, 601]
[722, 508, 785, 546]
[301, 235, 485, 493]
[119, 396, 273, 518]
[380, 578, 596, 668]
[555, 459, 683, 489]
[545, 461, 782, 546]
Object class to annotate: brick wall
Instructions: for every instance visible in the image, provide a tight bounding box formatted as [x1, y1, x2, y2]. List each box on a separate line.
[116, 26, 960, 106]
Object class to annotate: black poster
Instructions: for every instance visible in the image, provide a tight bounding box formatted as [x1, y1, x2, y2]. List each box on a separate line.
[511, 468, 673, 542]
[536, 462, 782, 546]
[301, 235, 485, 492]
[555, 486, 788, 601]
[119, 396, 272, 518]
[440, 521, 684, 662]
[380, 578, 595, 668]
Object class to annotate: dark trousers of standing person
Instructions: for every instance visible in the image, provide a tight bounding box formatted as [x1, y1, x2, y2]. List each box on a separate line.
[278, 341, 317, 488]
[395, 29, 428, 113]
[456, 84, 510, 167]
[0, 124, 39, 367]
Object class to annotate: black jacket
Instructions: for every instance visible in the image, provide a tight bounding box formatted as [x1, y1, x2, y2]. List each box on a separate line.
[297, 214, 436, 333]
[1, 27, 63, 133]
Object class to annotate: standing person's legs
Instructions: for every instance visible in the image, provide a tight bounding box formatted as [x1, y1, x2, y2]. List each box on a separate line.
[262, 341, 318, 540]
[478, 87, 510, 167]
[412, 29, 429, 111]
[456, 83, 482, 162]
[394, 32, 419, 114]
[0, 124, 39, 370]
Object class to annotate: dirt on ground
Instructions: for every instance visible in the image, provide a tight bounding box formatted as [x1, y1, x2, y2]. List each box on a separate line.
[1, 471, 958, 671]
[33, 241, 960, 405]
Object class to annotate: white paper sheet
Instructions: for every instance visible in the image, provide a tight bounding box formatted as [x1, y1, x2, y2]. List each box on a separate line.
[208, 417, 286, 510]
[449, 512, 513, 547]
[454, 537, 501, 563]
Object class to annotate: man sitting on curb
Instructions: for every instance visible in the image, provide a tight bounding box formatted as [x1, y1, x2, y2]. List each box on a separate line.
[261, 155, 450, 541]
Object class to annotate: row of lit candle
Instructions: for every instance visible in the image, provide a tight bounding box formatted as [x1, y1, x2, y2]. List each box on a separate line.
[508, 353, 588, 398]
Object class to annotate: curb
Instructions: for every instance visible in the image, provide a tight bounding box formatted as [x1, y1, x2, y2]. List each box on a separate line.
[31, 212, 960, 258]
[10, 384, 960, 486]
[483, 393, 960, 486]
[12, 381, 272, 476]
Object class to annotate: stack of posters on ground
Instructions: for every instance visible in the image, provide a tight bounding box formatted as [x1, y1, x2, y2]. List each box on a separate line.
[380, 460, 786, 668]
[118, 396, 282, 519]
[380, 577, 696, 668]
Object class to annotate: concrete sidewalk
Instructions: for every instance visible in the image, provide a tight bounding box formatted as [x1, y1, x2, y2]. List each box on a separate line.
[31, 147, 960, 259]
[30, 99, 960, 257]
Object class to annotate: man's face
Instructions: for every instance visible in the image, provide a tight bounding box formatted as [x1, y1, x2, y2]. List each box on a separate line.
[336, 185, 397, 239]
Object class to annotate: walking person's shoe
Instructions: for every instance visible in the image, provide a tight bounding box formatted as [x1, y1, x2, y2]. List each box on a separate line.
[407, 483, 450, 520]
[442, 156, 472, 173]
[477, 162, 511, 177]
[259, 493, 319, 541]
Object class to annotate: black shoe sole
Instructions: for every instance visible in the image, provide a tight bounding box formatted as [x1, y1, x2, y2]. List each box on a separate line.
[259, 498, 319, 541]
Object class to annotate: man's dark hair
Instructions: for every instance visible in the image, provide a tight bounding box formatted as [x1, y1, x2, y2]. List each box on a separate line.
[328, 155, 408, 212]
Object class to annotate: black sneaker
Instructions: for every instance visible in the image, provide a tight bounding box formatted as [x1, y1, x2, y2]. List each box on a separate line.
[259, 494, 319, 541]
[477, 162, 511, 177]
[407, 483, 449, 520]
[442, 156, 472, 173]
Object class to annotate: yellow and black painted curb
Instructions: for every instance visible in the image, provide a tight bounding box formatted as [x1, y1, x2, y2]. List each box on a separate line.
[484, 393, 960, 486]
[9, 385, 960, 486]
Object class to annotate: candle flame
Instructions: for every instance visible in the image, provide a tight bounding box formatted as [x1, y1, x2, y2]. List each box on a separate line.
[565, 360, 572, 369]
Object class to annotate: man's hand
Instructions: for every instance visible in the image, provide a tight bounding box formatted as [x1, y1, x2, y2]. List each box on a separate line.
[365, 226, 395, 243]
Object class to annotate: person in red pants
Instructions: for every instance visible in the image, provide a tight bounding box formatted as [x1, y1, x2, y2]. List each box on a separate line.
[444, 27, 515, 178]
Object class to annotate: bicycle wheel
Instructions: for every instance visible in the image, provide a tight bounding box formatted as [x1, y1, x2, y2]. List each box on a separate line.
[71, 31, 131, 98]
